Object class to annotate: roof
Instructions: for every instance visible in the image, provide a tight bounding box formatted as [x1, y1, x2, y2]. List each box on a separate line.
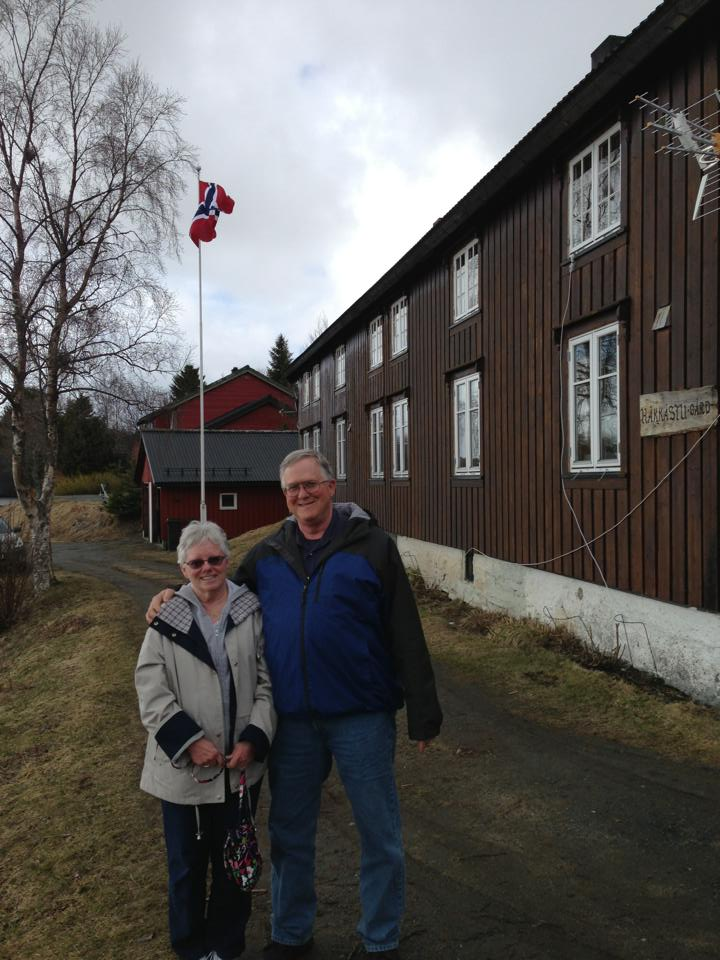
[138, 430, 297, 485]
[206, 394, 295, 429]
[288, 0, 709, 376]
[138, 365, 295, 426]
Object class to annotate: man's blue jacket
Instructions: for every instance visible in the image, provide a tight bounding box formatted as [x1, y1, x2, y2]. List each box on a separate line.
[233, 503, 442, 742]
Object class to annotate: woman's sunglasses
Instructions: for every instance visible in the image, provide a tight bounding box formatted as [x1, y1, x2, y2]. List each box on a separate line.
[183, 555, 227, 570]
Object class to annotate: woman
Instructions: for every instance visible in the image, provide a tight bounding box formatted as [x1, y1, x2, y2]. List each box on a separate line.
[136, 520, 275, 960]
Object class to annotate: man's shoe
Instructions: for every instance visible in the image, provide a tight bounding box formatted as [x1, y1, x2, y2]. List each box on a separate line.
[263, 939, 314, 959]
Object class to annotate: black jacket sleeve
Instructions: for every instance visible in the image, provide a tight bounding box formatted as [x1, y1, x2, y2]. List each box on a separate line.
[381, 534, 443, 741]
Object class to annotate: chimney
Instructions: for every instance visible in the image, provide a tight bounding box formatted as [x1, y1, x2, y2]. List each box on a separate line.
[591, 35, 625, 70]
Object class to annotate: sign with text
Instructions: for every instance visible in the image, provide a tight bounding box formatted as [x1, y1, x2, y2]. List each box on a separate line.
[640, 385, 718, 437]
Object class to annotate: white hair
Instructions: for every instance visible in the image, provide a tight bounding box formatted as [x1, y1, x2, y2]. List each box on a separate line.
[176, 520, 230, 565]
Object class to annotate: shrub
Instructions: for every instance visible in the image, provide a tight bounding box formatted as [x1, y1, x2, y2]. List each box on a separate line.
[55, 471, 123, 496]
[104, 479, 142, 520]
[0, 551, 31, 631]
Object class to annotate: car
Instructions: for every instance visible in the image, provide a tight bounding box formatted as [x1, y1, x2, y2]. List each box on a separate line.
[0, 517, 24, 556]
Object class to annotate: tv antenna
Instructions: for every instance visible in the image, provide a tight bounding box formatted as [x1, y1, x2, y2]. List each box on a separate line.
[633, 89, 720, 220]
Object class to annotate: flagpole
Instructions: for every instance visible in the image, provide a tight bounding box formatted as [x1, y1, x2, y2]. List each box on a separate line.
[196, 165, 207, 522]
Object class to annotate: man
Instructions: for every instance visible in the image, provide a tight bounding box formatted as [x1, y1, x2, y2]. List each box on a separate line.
[147, 449, 443, 959]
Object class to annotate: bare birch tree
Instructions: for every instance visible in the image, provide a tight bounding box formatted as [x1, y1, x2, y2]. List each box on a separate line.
[0, 0, 196, 590]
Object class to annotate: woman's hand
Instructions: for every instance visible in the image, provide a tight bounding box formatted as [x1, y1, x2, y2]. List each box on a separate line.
[226, 740, 256, 770]
[188, 737, 225, 768]
[145, 588, 176, 624]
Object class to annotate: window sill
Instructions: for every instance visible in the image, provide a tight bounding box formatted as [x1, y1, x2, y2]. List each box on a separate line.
[451, 474, 484, 488]
[562, 472, 627, 489]
[564, 225, 626, 265]
[390, 349, 408, 361]
[451, 307, 481, 327]
[391, 476, 409, 484]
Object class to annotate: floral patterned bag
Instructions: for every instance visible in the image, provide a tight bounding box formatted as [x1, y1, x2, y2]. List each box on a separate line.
[223, 770, 262, 890]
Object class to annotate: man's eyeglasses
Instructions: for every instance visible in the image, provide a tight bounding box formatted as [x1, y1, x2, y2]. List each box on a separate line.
[183, 555, 227, 570]
[283, 479, 333, 497]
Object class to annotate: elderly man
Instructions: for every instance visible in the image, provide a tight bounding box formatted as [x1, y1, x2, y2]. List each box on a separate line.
[148, 449, 442, 959]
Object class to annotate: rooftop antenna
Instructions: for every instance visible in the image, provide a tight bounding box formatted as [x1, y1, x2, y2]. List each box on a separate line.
[632, 89, 720, 220]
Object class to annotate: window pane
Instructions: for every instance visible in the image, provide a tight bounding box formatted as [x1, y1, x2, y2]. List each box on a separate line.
[469, 378, 479, 408]
[470, 409, 480, 468]
[456, 382, 467, 413]
[598, 198, 608, 232]
[573, 341, 590, 382]
[610, 131, 621, 163]
[599, 332, 617, 375]
[457, 412, 466, 469]
[599, 377, 618, 459]
[574, 383, 591, 462]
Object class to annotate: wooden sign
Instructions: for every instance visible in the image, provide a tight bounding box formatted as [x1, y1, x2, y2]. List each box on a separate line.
[640, 386, 718, 437]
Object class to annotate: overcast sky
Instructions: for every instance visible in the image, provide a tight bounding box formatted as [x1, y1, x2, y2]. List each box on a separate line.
[94, 0, 658, 385]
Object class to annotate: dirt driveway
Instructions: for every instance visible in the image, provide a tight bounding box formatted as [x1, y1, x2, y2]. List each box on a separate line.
[54, 541, 720, 960]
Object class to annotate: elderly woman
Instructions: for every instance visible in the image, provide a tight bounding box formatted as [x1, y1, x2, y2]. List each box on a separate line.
[136, 520, 275, 960]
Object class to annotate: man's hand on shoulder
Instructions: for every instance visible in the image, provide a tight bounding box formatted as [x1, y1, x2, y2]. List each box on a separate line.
[145, 588, 176, 624]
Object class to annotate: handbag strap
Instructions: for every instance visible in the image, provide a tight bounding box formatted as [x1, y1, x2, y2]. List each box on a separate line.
[236, 769, 255, 824]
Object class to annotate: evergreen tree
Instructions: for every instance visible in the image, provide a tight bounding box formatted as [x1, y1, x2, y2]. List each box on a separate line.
[58, 396, 115, 475]
[266, 335, 293, 387]
[170, 364, 201, 404]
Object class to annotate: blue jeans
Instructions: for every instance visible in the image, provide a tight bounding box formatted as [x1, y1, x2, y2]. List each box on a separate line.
[161, 779, 261, 960]
[268, 712, 404, 953]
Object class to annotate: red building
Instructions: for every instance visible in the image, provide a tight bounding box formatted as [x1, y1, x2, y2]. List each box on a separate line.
[136, 367, 298, 546]
[138, 366, 296, 432]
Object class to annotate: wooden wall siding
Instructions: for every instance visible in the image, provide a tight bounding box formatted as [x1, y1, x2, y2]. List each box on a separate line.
[297, 27, 719, 613]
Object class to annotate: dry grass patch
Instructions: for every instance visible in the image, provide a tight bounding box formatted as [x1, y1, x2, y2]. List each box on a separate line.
[414, 580, 720, 769]
[0, 574, 173, 959]
[0, 500, 137, 543]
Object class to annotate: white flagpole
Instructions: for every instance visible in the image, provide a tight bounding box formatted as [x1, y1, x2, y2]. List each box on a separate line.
[196, 166, 207, 522]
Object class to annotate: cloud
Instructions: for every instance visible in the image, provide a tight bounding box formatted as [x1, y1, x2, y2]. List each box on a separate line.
[94, 0, 658, 382]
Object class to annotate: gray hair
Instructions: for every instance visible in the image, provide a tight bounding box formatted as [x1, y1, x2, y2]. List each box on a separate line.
[279, 449, 334, 487]
[177, 520, 230, 565]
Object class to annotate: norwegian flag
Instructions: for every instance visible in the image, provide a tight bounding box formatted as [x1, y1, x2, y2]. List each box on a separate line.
[189, 181, 235, 246]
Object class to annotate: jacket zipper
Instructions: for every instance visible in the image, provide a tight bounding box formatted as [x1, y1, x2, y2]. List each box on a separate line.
[300, 576, 313, 714]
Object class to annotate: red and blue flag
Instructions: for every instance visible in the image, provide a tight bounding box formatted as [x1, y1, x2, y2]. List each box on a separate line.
[189, 181, 235, 246]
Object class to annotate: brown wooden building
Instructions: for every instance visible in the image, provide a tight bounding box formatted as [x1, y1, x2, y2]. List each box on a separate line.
[288, 0, 720, 703]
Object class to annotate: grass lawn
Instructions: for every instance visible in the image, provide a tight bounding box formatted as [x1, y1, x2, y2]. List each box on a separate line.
[0, 574, 174, 959]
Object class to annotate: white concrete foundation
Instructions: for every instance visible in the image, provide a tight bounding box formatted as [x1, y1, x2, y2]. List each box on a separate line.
[397, 535, 720, 707]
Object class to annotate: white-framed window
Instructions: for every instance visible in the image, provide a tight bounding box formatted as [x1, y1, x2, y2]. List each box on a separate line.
[335, 344, 346, 388]
[453, 373, 481, 476]
[391, 296, 408, 356]
[312, 364, 320, 400]
[392, 397, 409, 478]
[369, 316, 383, 369]
[312, 425, 321, 451]
[301, 429, 311, 450]
[568, 322, 620, 471]
[219, 492, 237, 510]
[370, 405, 384, 478]
[453, 240, 479, 322]
[302, 372, 310, 407]
[569, 124, 621, 252]
[335, 417, 347, 479]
